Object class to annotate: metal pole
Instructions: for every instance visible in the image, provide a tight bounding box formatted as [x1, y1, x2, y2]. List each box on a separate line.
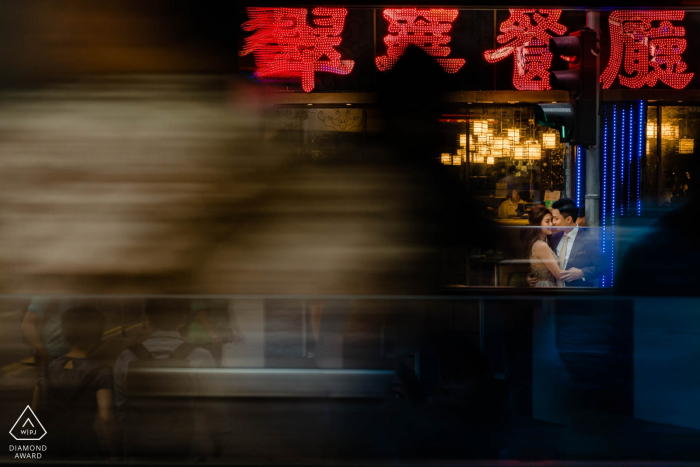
[585, 11, 601, 227]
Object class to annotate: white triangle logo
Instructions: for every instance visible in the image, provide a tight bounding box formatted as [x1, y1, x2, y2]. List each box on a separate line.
[9, 406, 47, 441]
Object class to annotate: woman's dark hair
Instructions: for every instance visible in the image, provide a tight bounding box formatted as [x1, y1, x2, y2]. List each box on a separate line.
[520, 205, 551, 256]
[61, 307, 105, 352]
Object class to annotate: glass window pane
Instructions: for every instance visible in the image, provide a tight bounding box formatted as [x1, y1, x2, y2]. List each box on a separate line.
[660, 106, 698, 209]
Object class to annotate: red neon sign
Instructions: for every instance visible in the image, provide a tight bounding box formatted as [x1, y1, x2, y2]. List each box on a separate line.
[484, 9, 567, 91]
[375, 8, 465, 73]
[239, 7, 355, 92]
[601, 10, 694, 89]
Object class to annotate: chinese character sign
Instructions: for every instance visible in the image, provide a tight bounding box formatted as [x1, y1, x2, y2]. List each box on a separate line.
[376, 8, 465, 73]
[484, 9, 567, 90]
[239, 7, 355, 92]
[601, 10, 694, 89]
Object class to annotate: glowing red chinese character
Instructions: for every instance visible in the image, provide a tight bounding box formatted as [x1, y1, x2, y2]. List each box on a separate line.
[601, 10, 693, 90]
[239, 7, 355, 92]
[375, 8, 465, 73]
[484, 9, 567, 90]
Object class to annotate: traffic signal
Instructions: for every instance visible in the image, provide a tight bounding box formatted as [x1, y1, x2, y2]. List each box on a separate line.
[535, 27, 599, 147]
[534, 102, 575, 142]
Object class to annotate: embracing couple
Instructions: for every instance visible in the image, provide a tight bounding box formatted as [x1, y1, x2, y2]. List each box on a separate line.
[522, 198, 604, 288]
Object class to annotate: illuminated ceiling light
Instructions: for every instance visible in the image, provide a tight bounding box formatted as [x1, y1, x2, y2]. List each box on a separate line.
[459, 134, 467, 146]
[661, 123, 679, 140]
[526, 140, 542, 160]
[679, 138, 694, 154]
[473, 120, 489, 135]
[601, 10, 694, 90]
[528, 146, 542, 160]
[441, 153, 452, 165]
[479, 133, 494, 145]
[542, 132, 557, 149]
[493, 137, 512, 157]
[646, 122, 657, 138]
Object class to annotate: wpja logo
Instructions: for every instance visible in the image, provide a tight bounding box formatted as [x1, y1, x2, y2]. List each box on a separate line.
[9, 406, 47, 459]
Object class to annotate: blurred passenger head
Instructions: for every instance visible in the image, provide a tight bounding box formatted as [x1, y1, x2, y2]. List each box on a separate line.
[61, 307, 105, 353]
[551, 198, 579, 227]
[521, 204, 552, 253]
[145, 298, 188, 331]
[510, 189, 520, 203]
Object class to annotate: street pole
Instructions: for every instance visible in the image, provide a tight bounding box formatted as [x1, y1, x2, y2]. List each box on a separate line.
[585, 11, 601, 227]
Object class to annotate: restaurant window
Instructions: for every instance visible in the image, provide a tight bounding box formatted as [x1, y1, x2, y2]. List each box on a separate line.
[645, 106, 659, 206]
[439, 106, 567, 287]
[439, 106, 566, 214]
[654, 106, 698, 209]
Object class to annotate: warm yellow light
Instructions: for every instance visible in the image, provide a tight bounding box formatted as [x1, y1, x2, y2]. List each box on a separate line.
[479, 133, 493, 145]
[479, 146, 490, 155]
[514, 145, 527, 160]
[493, 137, 511, 150]
[452, 154, 462, 165]
[647, 122, 657, 139]
[542, 133, 557, 149]
[679, 138, 694, 154]
[472, 120, 489, 136]
[507, 128, 520, 142]
[459, 134, 467, 146]
[526, 140, 542, 160]
[441, 153, 452, 165]
[486, 156, 495, 165]
[662, 123, 679, 140]
[472, 153, 484, 163]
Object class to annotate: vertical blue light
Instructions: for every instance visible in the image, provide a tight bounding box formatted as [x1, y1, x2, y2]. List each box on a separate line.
[629, 105, 634, 213]
[576, 146, 583, 208]
[621, 107, 626, 217]
[602, 106, 608, 288]
[638, 100, 644, 216]
[611, 104, 617, 287]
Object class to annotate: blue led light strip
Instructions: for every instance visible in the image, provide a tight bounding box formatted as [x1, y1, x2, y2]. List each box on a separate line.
[629, 105, 634, 214]
[637, 100, 644, 216]
[602, 106, 608, 288]
[611, 104, 617, 287]
[576, 146, 583, 208]
[621, 107, 626, 217]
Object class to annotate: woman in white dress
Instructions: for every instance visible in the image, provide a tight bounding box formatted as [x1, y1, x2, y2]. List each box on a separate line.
[521, 205, 566, 287]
